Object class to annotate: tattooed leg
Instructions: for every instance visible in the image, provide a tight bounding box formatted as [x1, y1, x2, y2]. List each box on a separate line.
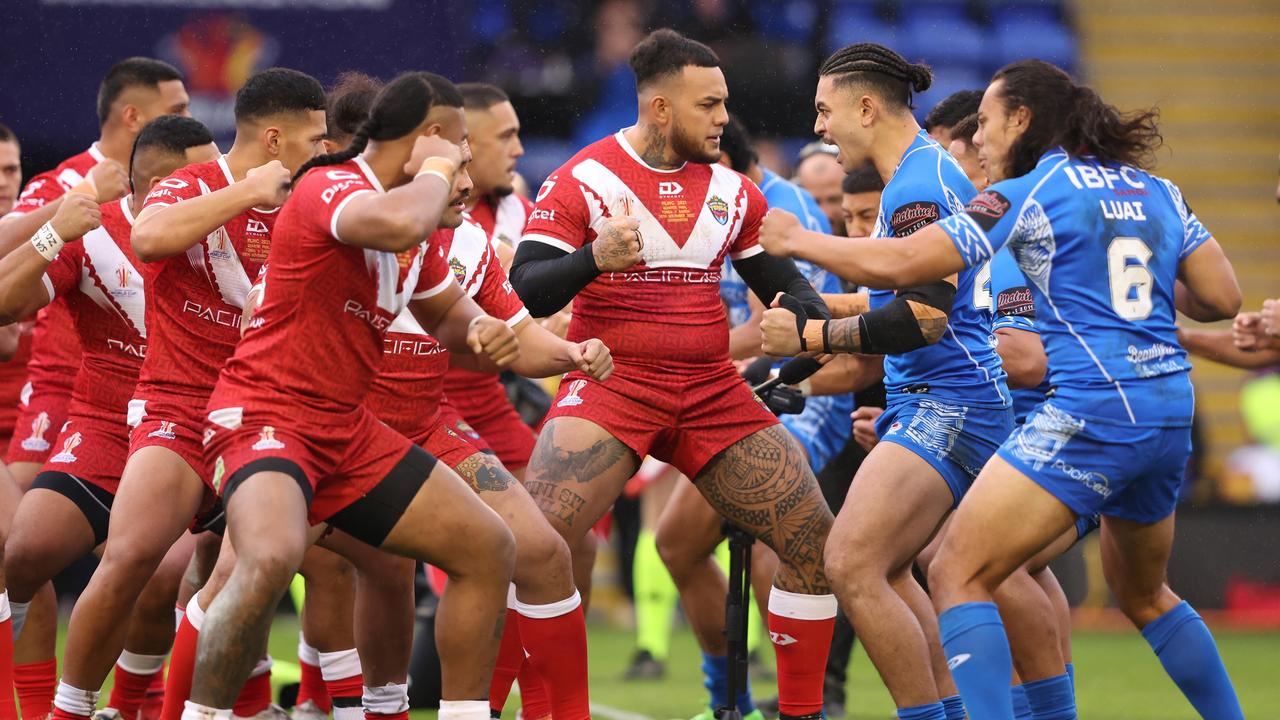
[457, 452, 575, 605]
[523, 417, 639, 544]
[694, 424, 833, 595]
[190, 472, 311, 707]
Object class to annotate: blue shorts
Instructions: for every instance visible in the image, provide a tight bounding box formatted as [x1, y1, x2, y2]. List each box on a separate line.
[999, 401, 1191, 524]
[876, 395, 1013, 505]
[781, 392, 853, 473]
[1075, 512, 1101, 540]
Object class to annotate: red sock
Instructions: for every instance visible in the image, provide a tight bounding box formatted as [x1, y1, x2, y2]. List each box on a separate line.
[320, 666, 362, 720]
[768, 588, 837, 717]
[232, 665, 273, 718]
[160, 608, 202, 720]
[13, 658, 56, 720]
[0, 611, 15, 720]
[488, 608, 523, 714]
[516, 592, 589, 720]
[140, 666, 166, 720]
[108, 653, 166, 720]
[51, 708, 90, 720]
[296, 636, 330, 714]
[516, 658, 551, 720]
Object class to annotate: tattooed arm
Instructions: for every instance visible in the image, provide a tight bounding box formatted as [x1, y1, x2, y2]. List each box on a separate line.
[510, 216, 641, 317]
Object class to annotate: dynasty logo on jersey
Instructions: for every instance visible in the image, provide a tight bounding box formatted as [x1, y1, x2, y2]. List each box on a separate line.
[20, 411, 52, 452]
[50, 432, 83, 463]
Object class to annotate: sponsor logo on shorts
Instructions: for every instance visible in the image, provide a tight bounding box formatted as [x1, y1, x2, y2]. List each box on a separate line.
[20, 411, 52, 452]
[769, 632, 797, 646]
[252, 426, 286, 451]
[212, 456, 226, 494]
[149, 421, 178, 440]
[455, 420, 481, 440]
[50, 432, 83, 464]
[557, 379, 589, 408]
[1052, 458, 1112, 498]
[706, 196, 729, 225]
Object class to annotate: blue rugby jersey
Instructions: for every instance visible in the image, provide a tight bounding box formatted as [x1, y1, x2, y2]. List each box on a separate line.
[941, 149, 1211, 426]
[988, 245, 1051, 423]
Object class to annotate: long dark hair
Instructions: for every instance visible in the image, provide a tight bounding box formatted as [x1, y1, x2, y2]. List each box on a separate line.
[292, 71, 462, 184]
[993, 60, 1162, 178]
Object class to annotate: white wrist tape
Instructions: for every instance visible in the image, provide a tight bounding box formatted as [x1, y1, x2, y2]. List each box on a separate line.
[30, 222, 65, 261]
[414, 168, 452, 187]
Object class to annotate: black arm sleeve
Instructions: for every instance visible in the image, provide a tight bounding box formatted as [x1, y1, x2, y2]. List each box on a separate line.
[856, 280, 955, 355]
[509, 241, 601, 317]
[732, 252, 830, 320]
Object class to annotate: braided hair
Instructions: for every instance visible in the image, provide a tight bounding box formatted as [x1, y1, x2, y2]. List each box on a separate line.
[819, 43, 932, 111]
[293, 71, 462, 184]
[992, 60, 1161, 179]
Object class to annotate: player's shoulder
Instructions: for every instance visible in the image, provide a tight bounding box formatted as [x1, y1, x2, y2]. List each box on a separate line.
[501, 192, 534, 215]
[555, 135, 627, 177]
[296, 159, 375, 201]
[56, 145, 104, 176]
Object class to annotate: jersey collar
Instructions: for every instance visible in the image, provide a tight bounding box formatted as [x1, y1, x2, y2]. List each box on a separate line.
[353, 155, 386, 193]
[88, 142, 106, 163]
[614, 128, 686, 174]
[120, 196, 136, 226]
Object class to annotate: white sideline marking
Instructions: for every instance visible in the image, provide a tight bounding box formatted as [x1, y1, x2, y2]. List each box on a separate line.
[589, 701, 656, 720]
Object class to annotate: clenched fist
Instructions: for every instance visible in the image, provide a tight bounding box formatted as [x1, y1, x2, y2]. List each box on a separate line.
[568, 338, 613, 381]
[1261, 298, 1280, 338]
[245, 160, 292, 208]
[87, 159, 129, 203]
[852, 406, 883, 452]
[50, 193, 102, 240]
[1233, 312, 1270, 352]
[760, 208, 802, 257]
[592, 216, 643, 271]
[467, 315, 520, 368]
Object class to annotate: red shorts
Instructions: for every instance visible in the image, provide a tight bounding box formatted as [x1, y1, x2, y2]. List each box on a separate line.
[39, 413, 129, 495]
[444, 387, 536, 469]
[544, 360, 779, 478]
[410, 405, 491, 469]
[4, 383, 72, 465]
[203, 405, 415, 526]
[127, 398, 209, 484]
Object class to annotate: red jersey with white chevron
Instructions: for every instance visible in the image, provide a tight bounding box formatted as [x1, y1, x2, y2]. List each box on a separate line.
[6, 145, 102, 398]
[469, 193, 533, 250]
[367, 215, 529, 439]
[521, 130, 766, 367]
[42, 197, 147, 421]
[134, 156, 275, 405]
[208, 157, 454, 425]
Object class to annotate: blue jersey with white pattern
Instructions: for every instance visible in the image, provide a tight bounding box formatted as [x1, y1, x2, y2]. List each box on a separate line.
[989, 246, 1051, 423]
[942, 149, 1211, 427]
[721, 168, 832, 325]
[873, 130, 1009, 406]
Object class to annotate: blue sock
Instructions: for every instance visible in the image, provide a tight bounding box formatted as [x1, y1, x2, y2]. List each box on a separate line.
[1011, 684, 1033, 719]
[1023, 673, 1076, 720]
[897, 702, 947, 720]
[939, 602, 1015, 720]
[940, 695, 966, 720]
[700, 652, 755, 714]
[1141, 602, 1243, 720]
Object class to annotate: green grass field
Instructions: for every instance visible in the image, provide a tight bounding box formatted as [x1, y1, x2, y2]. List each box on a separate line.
[254, 617, 1280, 720]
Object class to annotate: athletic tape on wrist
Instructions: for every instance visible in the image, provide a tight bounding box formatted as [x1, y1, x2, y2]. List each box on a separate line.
[30, 222, 65, 261]
[414, 169, 452, 187]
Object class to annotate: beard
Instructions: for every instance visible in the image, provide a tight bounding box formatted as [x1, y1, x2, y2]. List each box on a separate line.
[672, 122, 720, 164]
[491, 183, 514, 198]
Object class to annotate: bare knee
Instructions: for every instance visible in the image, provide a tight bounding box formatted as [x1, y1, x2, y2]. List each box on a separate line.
[235, 543, 306, 598]
[469, 514, 517, 584]
[1110, 581, 1178, 629]
[516, 523, 571, 577]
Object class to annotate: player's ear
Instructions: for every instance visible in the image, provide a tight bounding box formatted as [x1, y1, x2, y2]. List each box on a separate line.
[859, 94, 876, 127]
[121, 104, 143, 133]
[263, 127, 282, 157]
[649, 94, 670, 125]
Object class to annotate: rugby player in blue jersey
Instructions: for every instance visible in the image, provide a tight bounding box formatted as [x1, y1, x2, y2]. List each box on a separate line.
[759, 44, 1012, 720]
[760, 59, 1244, 720]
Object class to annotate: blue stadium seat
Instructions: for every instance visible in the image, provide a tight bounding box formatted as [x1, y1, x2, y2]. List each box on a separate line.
[825, 4, 897, 55]
[912, 66, 987, 123]
[897, 5, 985, 68]
[752, 0, 821, 44]
[987, 15, 1077, 73]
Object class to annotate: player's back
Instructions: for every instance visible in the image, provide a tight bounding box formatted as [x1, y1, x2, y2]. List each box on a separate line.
[952, 150, 1205, 426]
[136, 157, 275, 402]
[522, 131, 768, 370]
[873, 131, 1008, 406]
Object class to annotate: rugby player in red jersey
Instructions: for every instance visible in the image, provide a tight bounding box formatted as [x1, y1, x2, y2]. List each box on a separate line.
[48, 69, 327, 720]
[183, 71, 521, 720]
[0, 57, 189, 720]
[0, 123, 27, 451]
[510, 30, 837, 719]
[0, 117, 219, 720]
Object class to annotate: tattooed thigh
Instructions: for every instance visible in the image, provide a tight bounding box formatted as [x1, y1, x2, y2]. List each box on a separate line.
[523, 418, 639, 539]
[695, 425, 833, 592]
[453, 452, 516, 494]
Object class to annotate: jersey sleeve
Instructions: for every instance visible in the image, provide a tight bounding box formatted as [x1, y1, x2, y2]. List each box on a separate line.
[1155, 178, 1213, 260]
[989, 248, 1037, 334]
[40, 242, 84, 302]
[412, 238, 456, 300]
[473, 244, 530, 327]
[728, 179, 768, 261]
[521, 170, 594, 253]
[938, 178, 1031, 269]
[142, 166, 204, 211]
[10, 171, 66, 217]
[301, 167, 377, 244]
